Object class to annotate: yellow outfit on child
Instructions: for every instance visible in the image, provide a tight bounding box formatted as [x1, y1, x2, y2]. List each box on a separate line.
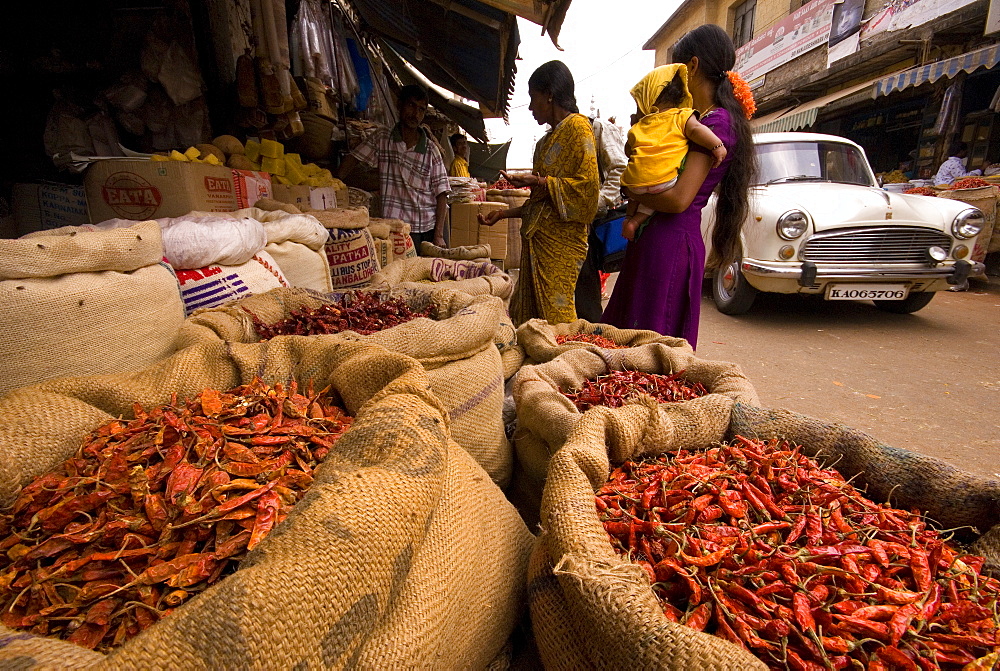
[620, 64, 696, 189]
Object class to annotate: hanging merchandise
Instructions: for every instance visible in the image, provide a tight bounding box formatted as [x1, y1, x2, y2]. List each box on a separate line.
[933, 80, 962, 137]
[346, 38, 373, 112]
[330, 15, 361, 105]
[290, 0, 337, 88]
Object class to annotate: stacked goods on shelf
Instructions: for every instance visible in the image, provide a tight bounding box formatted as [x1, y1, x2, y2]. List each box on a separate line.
[0, 339, 532, 667]
[486, 188, 530, 269]
[450, 202, 508, 265]
[0, 221, 184, 396]
[175, 287, 515, 487]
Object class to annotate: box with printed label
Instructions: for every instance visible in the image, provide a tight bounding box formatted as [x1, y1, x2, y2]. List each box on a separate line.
[13, 183, 89, 235]
[84, 160, 272, 223]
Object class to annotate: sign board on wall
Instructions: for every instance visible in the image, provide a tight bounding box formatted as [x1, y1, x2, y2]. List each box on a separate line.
[735, 0, 835, 81]
[861, 0, 978, 41]
[827, 0, 865, 65]
[986, 0, 1000, 34]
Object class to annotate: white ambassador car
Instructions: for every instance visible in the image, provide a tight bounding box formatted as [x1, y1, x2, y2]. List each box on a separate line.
[702, 132, 985, 314]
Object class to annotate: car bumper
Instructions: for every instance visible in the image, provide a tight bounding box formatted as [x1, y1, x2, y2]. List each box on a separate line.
[740, 259, 984, 293]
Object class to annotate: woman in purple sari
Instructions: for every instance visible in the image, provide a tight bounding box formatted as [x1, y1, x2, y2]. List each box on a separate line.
[602, 25, 757, 349]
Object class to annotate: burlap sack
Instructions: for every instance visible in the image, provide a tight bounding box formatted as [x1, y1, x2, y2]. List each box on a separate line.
[175, 286, 513, 485]
[368, 256, 513, 299]
[532, 399, 1000, 668]
[371, 218, 417, 262]
[372, 236, 392, 270]
[510, 345, 758, 527]
[939, 185, 999, 257]
[529, 401, 765, 670]
[516, 318, 693, 363]
[0, 221, 184, 397]
[420, 241, 493, 261]
[0, 337, 533, 668]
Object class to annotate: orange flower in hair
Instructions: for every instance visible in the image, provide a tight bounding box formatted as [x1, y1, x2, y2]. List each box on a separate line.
[726, 71, 757, 119]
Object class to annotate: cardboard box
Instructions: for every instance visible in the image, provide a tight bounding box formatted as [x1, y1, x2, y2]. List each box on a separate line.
[447, 202, 508, 256]
[272, 184, 340, 211]
[450, 228, 479, 248]
[13, 183, 89, 235]
[84, 160, 272, 223]
[480, 227, 508, 261]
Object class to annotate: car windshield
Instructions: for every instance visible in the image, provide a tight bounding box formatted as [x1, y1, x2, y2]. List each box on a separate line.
[755, 141, 875, 187]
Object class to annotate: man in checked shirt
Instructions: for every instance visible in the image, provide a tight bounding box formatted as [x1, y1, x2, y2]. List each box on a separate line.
[339, 84, 450, 248]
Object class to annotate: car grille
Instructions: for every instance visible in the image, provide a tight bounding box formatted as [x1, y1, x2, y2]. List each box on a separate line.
[800, 227, 952, 264]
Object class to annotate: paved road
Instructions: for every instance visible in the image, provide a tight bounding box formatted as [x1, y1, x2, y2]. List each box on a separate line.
[601, 274, 1000, 479]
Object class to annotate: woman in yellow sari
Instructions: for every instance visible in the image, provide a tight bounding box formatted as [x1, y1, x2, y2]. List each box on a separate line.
[480, 61, 600, 325]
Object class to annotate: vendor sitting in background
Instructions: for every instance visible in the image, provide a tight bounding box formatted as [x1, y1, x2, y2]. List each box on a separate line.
[448, 134, 471, 177]
[339, 84, 450, 248]
[934, 142, 982, 186]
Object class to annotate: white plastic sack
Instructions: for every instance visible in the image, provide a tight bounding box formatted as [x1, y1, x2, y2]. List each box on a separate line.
[234, 208, 328, 249]
[95, 215, 268, 269]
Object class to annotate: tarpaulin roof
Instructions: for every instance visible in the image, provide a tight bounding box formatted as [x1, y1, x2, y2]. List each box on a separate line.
[346, 0, 520, 118]
[380, 43, 489, 143]
[472, 0, 574, 47]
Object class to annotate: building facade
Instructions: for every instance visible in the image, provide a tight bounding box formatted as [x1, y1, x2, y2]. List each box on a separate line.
[644, 0, 1000, 178]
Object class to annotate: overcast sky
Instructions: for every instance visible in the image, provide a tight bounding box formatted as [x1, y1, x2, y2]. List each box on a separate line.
[485, 0, 684, 168]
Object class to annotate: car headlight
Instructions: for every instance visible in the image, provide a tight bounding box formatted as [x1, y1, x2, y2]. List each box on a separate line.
[952, 209, 984, 239]
[776, 210, 808, 240]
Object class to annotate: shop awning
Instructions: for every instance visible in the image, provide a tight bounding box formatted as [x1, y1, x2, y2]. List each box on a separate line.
[753, 77, 879, 133]
[453, 0, 574, 47]
[380, 44, 489, 143]
[346, 0, 520, 117]
[875, 44, 1000, 97]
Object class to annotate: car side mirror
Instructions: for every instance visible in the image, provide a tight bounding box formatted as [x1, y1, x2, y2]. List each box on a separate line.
[876, 175, 884, 187]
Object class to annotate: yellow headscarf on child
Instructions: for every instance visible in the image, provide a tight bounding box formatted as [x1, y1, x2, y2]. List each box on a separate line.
[630, 64, 692, 116]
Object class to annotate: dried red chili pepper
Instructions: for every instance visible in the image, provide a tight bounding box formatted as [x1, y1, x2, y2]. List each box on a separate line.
[554, 333, 624, 349]
[0, 377, 352, 652]
[249, 291, 434, 339]
[596, 435, 1000, 670]
[563, 369, 708, 411]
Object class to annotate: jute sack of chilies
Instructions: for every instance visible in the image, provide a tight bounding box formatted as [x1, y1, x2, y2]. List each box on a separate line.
[0, 337, 533, 669]
[367, 256, 513, 300]
[531, 400, 1000, 669]
[516, 317, 693, 364]
[0, 221, 184, 397]
[175, 286, 513, 486]
[529, 399, 766, 670]
[510, 345, 758, 527]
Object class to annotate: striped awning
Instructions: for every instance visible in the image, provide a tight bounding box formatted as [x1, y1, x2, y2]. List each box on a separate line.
[875, 44, 1000, 97]
[753, 77, 879, 133]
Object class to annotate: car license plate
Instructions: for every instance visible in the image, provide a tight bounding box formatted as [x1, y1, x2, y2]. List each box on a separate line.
[825, 284, 910, 300]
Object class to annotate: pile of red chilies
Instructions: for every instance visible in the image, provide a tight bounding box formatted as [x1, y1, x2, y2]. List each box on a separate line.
[0, 378, 352, 652]
[597, 436, 1000, 669]
[249, 292, 434, 339]
[563, 370, 708, 412]
[952, 177, 990, 190]
[555, 333, 624, 349]
[903, 187, 937, 197]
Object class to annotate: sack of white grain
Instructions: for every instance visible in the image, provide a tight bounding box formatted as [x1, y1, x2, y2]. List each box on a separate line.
[175, 286, 514, 486]
[0, 337, 533, 668]
[236, 208, 332, 292]
[0, 221, 184, 397]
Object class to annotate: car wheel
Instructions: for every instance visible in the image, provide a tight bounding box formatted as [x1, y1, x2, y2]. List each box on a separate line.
[873, 292, 935, 314]
[713, 258, 758, 315]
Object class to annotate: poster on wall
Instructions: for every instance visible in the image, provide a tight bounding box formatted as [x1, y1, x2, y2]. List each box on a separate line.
[827, 0, 865, 65]
[735, 0, 835, 81]
[861, 0, 978, 41]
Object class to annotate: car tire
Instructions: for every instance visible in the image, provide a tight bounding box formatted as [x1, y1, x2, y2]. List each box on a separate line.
[873, 292, 935, 314]
[713, 258, 758, 315]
